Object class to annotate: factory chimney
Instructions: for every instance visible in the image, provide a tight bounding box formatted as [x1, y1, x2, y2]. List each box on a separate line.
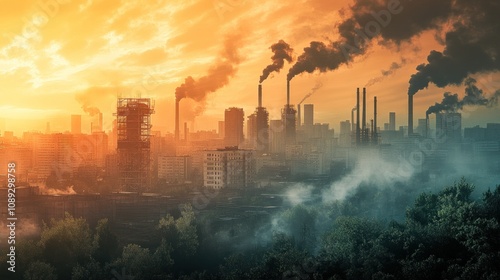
[373, 96, 377, 144]
[258, 84, 262, 108]
[351, 107, 356, 132]
[408, 94, 413, 136]
[362, 87, 367, 144]
[175, 99, 180, 141]
[425, 112, 429, 138]
[297, 104, 301, 128]
[287, 80, 290, 106]
[356, 88, 360, 145]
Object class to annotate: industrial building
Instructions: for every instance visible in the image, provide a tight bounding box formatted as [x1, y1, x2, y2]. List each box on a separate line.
[116, 98, 155, 192]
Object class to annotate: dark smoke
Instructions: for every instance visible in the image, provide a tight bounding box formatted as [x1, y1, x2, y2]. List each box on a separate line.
[288, 0, 453, 81]
[259, 40, 293, 83]
[298, 81, 323, 105]
[408, 0, 500, 95]
[175, 33, 244, 108]
[426, 78, 500, 115]
[365, 58, 407, 87]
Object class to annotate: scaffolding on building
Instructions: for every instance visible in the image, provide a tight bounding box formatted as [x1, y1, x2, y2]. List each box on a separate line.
[116, 98, 155, 192]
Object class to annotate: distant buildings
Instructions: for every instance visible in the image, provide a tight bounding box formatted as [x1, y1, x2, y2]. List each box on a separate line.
[224, 107, 244, 147]
[389, 112, 396, 131]
[203, 147, 255, 189]
[436, 112, 462, 143]
[158, 156, 191, 184]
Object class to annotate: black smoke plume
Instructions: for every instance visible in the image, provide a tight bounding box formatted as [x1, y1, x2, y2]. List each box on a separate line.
[426, 78, 500, 115]
[259, 40, 293, 83]
[408, 0, 500, 95]
[288, 0, 453, 81]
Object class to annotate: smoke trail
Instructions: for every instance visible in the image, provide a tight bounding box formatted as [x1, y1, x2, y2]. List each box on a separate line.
[426, 78, 500, 115]
[287, 0, 453, 81]
[175, 33, 244, 112]
[75, 87, 113, 116]
[259, 40, 293, 83]
[408, 0, 500, 96]
[323, 151, 414, 203]
[365, 58, 407, 87]
[298, 81, 323, 105]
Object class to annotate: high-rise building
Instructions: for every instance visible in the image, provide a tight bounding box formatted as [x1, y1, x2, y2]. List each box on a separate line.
[247, 113, 257, 147]
[218, 121, 225, 139]
[436, 112, 462, 143]
[416, 118, 428, 137]
[224, 107, 244, 147]
[203, 147, 255, 189]
[255, 108, 269, 154]
[269, 120, 284, 154]
[389, 112, 396, 131]
[303, 104, 314, 127]
[71, 115, 82, 134]
[339, 120, 351, 147]
[158, 155, 191, 183]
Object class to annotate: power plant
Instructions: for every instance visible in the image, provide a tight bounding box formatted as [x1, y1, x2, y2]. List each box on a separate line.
[255, 84, 269, 153]
[353, 87, 378, 146]
[282, 80, 297, 145]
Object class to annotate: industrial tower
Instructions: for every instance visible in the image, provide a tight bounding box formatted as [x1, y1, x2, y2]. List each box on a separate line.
[116, 98, 155, 192]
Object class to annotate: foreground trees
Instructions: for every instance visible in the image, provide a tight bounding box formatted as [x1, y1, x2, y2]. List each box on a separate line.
[0, 180, 499, 279]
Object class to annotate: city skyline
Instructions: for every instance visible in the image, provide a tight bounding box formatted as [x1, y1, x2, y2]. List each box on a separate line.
[1, 1, 499, 136]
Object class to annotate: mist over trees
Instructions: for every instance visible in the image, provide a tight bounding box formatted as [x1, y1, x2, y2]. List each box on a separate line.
[1, 179, 499, 280]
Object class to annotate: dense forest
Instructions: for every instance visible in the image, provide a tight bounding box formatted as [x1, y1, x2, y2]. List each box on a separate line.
[2, 179, 500, 280]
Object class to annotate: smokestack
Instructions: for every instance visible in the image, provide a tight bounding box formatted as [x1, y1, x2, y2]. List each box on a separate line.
[297, 104, 301, 128]
[356, 88, 360, 145]
[362, 87, 366, 143]
[374, 96, 377, 144]
[258, 84, 263, 108]
[184, 122, 188, 141]
[175, 100, 180, 141]
[370, 119, 374, 141]
[287, 80, 290, 106]
[408, 94, 413, 136]
[351, 107, 355, 132]
[425, 113, 429, 138]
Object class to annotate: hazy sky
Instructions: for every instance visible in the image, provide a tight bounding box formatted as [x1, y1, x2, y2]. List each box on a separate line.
[1, 0, 499, 136]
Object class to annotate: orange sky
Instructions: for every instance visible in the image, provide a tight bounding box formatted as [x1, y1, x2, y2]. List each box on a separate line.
[0, 0, 499, 136]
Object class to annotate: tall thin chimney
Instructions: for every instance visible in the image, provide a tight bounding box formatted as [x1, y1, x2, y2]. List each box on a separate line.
[297, 104, 301, 128]
[287, 80, 290, 106]
[258, 84, 262, 108]
[425, 113, 429, 138]
[351, 107, 356, 132]
[374, 96, 377, 144]
[184, 122, 188, 141]
[175, 99, 180, 141]
[370, 119, 374, 142]
[408, 94, 413, 136]
[362, 87, 366, 143]
[356, 88, 360, 145]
